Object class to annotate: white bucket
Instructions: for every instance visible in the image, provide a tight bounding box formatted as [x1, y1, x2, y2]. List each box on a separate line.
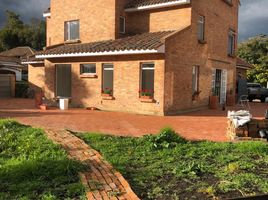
[59, 98, 69, 110]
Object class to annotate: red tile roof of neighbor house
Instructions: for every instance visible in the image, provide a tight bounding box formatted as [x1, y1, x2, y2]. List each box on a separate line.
[0, 46, 36, 58]
[236, 57, 253, 69]
[36, 30, 175, 58]
[125, 0, 187, 9]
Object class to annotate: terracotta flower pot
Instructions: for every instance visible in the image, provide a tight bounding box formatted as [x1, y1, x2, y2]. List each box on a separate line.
[35, 92, 44, 107]
[209, 95, 219, 110]
[140, 95, 153, 99]
[101, 93, 112, 97]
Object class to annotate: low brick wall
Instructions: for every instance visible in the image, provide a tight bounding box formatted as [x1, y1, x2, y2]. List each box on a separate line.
[227, 119, 268, 142]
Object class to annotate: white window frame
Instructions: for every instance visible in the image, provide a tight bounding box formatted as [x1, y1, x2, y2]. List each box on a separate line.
[228, 29, 236, 56]
[80, 63, 96, 75]
[119, 16, 126, 34]
[64, 20, 80, 41]
[198, 15, 205, 42]
[140, 62, 155, 97]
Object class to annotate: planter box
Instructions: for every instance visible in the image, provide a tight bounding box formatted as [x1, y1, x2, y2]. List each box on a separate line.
[39, 104, 48, 110]
[209, 95, 219, 109]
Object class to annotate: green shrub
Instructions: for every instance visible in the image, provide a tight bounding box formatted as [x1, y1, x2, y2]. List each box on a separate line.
[146, 127, 187, 149]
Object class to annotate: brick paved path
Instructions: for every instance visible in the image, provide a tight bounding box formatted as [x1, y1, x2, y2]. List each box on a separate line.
[46, 129, 139, 200]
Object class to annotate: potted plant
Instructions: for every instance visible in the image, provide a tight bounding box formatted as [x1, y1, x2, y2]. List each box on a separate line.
[101, 88, 113, 97]
[192, 90, 201, 101]
[140, 89, 154, 99]
[209, 89, 219, 109]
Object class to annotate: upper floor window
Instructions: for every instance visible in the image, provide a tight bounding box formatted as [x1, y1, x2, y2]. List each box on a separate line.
[119, 16, 125, 34]
[223, 0, 233, 6]
[80, 63, 96, 75]
[197, 15, 205, 42]
[64, 20, 80, 41]
[228, 29, 236, 56]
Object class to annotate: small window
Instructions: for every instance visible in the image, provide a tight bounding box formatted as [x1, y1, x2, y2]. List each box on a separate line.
[119, 16, 125, 34]
[64, 20, 80, 41]
[197, 15, 205, 42]
[228, 29, 236, 56]
[192, 66, 200, 95]
[80, 64, 96, 74]
[102, 64, 114, 95]
[140, 63, 154, 97]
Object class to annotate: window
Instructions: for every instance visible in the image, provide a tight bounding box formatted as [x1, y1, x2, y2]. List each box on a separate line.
[119, 16, 125, 34]
[80, 64, 96, 75]
[140, 63, 154, 97]
[223, 0, 233, 6]
[192, 66, 200, 95]
[197, 15, 205, 42]
[228, 29, 236, 56]
[102, 64, 114, 95]
[64, 20, 80, 41]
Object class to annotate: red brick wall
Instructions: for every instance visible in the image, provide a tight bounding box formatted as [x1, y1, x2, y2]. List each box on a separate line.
[164, 0, 239, 114]
[44, 54, 165, 115]
[47, 0, 117, 46]
[126, 5, 191, 34]
[28, 64, 45, 92]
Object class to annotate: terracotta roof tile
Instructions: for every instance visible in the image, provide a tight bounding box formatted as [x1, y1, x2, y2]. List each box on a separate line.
[0, 46, 36, 58]
[237, 57, 253, 69]
[125, 0, 184, 9]
[37, 31, 175, 57]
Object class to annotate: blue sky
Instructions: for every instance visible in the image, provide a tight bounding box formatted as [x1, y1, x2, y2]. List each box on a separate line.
[0, 0, 267, 42]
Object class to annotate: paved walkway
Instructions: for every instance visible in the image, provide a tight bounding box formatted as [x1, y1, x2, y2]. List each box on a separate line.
[0, 99, 267, 142]
[46, 129, 139, 200]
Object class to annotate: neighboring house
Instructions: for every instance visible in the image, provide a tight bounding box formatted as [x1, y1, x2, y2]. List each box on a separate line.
[0, 46, 37, 81]
[26, 0, 239, 115]
[236, 57, 253, 80]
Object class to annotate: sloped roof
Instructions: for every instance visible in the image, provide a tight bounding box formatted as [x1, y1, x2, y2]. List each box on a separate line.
[0, 55, 20, 63]
[125, 0, 188, 9]
[0, 46, 36, 58]
[36, 31, 175, 58]
[237, 57, 253, 69]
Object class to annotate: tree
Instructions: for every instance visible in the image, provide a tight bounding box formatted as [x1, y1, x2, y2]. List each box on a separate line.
[237, 35, 268, 86]
[0, 10, 46, 51]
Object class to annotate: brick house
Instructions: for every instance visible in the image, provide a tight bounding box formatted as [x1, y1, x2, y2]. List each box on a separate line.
[27, 0, 240, 115]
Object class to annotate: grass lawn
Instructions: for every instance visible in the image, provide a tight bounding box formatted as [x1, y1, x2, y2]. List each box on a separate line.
[77, 128, 268, 200]
[0, 120, 86, 200]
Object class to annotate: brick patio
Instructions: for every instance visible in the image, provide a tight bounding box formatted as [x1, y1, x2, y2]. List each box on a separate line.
[0, 98, 267, 142]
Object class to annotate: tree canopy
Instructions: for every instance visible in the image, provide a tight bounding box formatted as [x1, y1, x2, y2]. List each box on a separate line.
[0, 10, 46, 51]
[238, 35, 268, 86]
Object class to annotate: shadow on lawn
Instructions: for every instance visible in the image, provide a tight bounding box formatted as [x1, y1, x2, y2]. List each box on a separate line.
[0, 158, 86, 199]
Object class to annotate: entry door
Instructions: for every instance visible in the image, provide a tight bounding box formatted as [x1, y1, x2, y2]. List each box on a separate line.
[0, 75, 12, 98]
[56, 64, 72, 98]
[212, 69, 227, 104]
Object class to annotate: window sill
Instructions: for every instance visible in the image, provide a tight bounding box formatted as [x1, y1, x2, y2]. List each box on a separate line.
[80, 74, 98, 78]
[222, 0, 233, 7]
[198, 40, 207, 44]
[139, 96, 155, 103]
[101, 94, 115, 100]
[228, 53, 236, 58]
[64, 39, 81, 44]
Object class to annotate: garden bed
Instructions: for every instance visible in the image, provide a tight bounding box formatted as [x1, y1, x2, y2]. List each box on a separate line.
[77, 128, 268, 200]
[0, 120, 86, 199]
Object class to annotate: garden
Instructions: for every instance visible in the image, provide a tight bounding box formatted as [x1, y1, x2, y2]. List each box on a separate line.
[77, 128, 268, 200]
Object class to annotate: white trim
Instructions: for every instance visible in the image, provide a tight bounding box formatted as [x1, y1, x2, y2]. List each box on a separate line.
[21, 61, 44, 64]
[236, 65, 251, 70]
[43, 12, 51, 18]
[125, 0, 190, 12]
[36, 47, 165, 59]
